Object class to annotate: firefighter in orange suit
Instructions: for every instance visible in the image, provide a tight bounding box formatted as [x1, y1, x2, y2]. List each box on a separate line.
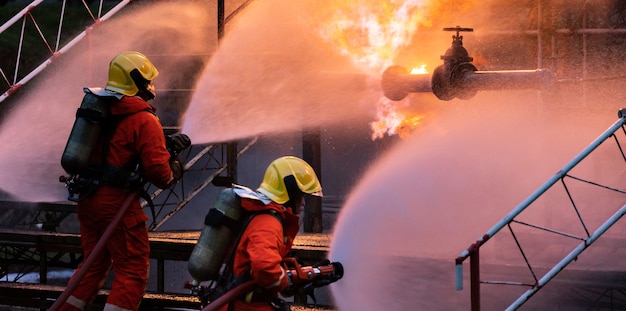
[217, 156, 323, 311]
[59, 51, 191, 311]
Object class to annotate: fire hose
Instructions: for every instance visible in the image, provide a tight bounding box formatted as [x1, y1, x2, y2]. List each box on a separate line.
[198, 258, 344, 311]
[48, 191, 139, 311]
[200, 280, 257, 311]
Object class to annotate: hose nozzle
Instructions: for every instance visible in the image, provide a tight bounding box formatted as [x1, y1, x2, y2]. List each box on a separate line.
[283, 257, 344, 286]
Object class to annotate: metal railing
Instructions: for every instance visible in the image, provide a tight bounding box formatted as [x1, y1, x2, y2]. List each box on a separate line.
[0, 0, 130, 104]
[144, 138, 258, 231]
[455, 109, 626, 310]
[0, 0, 261, 285]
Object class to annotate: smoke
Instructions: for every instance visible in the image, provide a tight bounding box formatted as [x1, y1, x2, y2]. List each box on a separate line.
[181, 0, 386, 144]
[0, 2, 213, 201]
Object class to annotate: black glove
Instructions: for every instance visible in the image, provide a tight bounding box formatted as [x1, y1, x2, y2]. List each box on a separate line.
[170, 158, 183, 183]
[166, 133, 191, 157]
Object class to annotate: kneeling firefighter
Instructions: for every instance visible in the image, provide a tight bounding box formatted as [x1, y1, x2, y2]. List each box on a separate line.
[187, 156, 343, 311]
[58, 51, 191, 311]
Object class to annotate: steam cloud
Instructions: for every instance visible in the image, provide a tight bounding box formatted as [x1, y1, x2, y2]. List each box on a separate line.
[329, 90, 626, 310]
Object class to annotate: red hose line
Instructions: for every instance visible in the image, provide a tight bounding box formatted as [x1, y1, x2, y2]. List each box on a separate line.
[48, 191, 139, 311]
[201, 280, 257, 311]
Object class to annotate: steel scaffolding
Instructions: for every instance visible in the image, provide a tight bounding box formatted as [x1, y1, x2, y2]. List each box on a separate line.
[455, 109, 626, 310]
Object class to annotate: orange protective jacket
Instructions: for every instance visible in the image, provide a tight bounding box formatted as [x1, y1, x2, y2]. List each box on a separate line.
[79, 95, 174, 220]
[219, 197, 300, 311]
[64, 95, 174, 311]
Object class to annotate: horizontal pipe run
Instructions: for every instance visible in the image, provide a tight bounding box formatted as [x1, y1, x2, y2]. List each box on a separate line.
[399, 74, 432, 93]
[485, 28, 626, 36]
[463, 69, 556, 90]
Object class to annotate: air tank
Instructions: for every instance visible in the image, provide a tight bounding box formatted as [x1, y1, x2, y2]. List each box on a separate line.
[187, 188, 244, 285]
[61, 88, 110, 175]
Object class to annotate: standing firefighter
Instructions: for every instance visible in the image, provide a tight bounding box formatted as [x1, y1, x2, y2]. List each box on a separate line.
[58, 51, 191, 311]
[188, 156, 343, 311]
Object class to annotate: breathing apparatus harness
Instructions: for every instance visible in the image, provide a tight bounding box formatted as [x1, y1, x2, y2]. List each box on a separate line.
[199, 205, 286, 310]
[61, 89, 157, 217]
[65, 117, 143, 200]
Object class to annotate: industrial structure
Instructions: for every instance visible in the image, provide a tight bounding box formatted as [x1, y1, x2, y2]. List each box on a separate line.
[2, 0, 626, 310]
[0, 0, 332, 309]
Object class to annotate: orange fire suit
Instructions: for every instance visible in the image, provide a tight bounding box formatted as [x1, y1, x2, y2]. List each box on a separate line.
[219, 197, 300, 311]
[60, 95, 175, 311]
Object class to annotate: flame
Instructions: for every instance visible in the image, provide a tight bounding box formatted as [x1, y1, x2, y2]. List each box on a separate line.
[371, 64, 428, 139]
[370, 97, 426, 140]
[318, 0, 429, 74]
[410, 64, 428, 74]
[315, 0, 476, 139]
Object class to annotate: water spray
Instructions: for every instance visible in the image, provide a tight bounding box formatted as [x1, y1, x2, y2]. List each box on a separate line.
[381, 26, 557, 101]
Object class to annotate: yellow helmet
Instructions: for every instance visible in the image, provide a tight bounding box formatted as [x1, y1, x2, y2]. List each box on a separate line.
[105, 51, 159, 98]
[257, 156, 323, 204]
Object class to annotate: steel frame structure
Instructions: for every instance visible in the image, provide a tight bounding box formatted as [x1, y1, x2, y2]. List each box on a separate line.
[455, 109, 626, 310]
[0, 0, 257, 287]
[0, 138, 257, 282]
[0, 0, 131, 104]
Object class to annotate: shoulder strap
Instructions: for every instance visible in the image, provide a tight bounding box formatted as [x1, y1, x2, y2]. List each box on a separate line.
[224, 210, 283, 274]
[81, 106, 157, 200]
[216, 210, 283, 293]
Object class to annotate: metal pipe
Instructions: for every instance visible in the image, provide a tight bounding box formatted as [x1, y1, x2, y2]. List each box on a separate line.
[463, 69, 556, 91]
[381, 65, 431, 101]
[382, 65, 556, 101]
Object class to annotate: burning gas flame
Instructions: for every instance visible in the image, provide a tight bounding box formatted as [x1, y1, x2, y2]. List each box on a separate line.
[370, 97, 426, 140]
[318, 0, 428, 74]
[316, 0, 475, 139]
[411, 64, 428, 74]
[371, 64, 428, 139]
[316, 0, 429, 139]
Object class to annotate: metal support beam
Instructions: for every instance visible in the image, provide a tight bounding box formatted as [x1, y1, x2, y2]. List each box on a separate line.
[217, 0, 225, 39]
[227, 142, 238, 184]
[455, 110, 626, 310]
[470, 248, 480, 311]
[303, 128, 322, 233]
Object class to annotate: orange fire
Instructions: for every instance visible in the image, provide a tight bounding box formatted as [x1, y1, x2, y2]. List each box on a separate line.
[370, 98, 426, 140]
[316, 0, 475, 139]
[371, 64, 428, 139]
[318, 0, 429, 74]
[411, 64, 428, 74]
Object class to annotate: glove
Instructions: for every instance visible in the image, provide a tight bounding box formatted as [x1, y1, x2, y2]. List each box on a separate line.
[280, 278, 303, 298]
[170, 158, 183, 183]
[166, 133, 191, 157]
